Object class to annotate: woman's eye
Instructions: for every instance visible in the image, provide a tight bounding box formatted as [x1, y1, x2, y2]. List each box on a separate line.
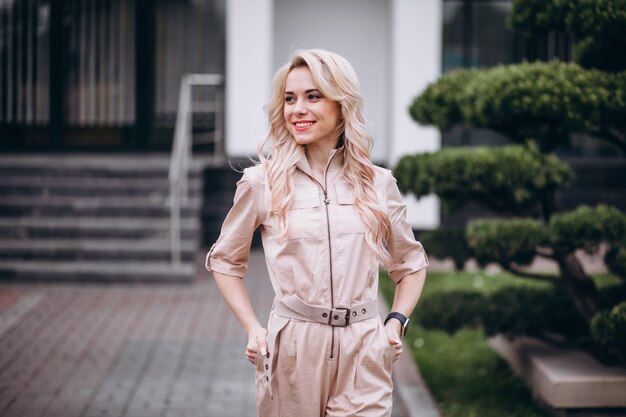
[308, 94, 321, 100]
[285, 96, 295, 103]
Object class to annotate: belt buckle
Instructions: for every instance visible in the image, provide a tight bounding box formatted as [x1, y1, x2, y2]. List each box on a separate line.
[332, 307, 350, 327]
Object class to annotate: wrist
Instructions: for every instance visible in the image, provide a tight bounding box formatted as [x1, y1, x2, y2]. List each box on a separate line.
[384, 312, 410, 336]
[384, 319, 403, 336]
[244, 322, 264, 336]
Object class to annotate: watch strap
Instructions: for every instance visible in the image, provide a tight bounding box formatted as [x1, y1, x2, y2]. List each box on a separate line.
[384, 312, 409, 336]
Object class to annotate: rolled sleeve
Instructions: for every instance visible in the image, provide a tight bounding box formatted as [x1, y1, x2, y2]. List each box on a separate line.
[205, 168, 262, 278]
[384, 169, 429, 283]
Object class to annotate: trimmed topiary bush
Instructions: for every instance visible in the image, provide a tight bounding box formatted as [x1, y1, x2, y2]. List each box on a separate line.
[482, 286, 588, 338]
[549, 205, 626, 253]
[394, 144, 571, 214]
[397, 0, 626, 361]
[605, 245, 626, 279]
[417, 291, 486, 334]
[409, 62, 625, 152]
[591, 302, 626, 363]
[467, 218, 548, 267]
[419, 229, 472, 270]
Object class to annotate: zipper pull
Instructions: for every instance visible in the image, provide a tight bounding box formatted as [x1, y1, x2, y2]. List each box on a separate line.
[323, 191, 330, 205]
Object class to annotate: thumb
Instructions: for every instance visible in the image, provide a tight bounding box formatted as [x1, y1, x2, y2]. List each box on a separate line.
[258, 333, 268, 356]
[389, 337, 400, 345]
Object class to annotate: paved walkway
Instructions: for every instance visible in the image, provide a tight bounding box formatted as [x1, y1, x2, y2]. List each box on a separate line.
[0, 250, 439, 417]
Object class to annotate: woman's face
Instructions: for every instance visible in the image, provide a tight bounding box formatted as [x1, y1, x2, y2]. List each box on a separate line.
[283, 67, 342, 149]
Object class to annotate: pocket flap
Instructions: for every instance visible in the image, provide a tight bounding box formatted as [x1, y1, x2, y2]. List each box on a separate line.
[291, 186, 320, 209]
[335, 183, 355, 205]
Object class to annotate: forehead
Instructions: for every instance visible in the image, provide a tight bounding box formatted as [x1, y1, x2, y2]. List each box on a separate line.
[284, 67, 318, 92]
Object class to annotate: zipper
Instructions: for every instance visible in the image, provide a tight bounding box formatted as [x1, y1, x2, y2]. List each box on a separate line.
[322, 157, 336, 359]
[300, 151, 338, 359]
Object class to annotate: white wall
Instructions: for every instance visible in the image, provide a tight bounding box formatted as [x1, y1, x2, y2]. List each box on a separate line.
[225, 0, 274, 157]
[273, 0, 390, 162]
[390, 0, 442, 229]
[226, 0, 442, 229]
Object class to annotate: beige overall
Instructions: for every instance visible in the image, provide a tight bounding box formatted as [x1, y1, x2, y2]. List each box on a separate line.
[206, 148, 428, 417]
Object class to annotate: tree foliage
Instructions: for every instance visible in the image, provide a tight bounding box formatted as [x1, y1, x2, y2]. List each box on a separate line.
[511, 0, 626, 71]
[395, 144, 571, 214]
[549, 205, 626, 253]
[397, 0, 626, 353]
[591, 301, 626, 363]
[466, 218, 547, 267]
[410, 62, 626, 152]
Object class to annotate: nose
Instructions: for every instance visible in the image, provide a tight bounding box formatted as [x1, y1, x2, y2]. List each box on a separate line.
[293, 99, 307, 115]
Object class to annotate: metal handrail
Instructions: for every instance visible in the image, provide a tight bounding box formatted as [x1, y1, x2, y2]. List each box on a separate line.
[169, 73, 224, 268]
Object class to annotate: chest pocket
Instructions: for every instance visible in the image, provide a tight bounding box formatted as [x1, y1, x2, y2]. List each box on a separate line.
[335, 183, 368, 234]
[286, 185, 323, 240]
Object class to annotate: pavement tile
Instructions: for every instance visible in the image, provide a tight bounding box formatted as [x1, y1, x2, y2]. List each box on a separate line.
[0, 250, 440, 417]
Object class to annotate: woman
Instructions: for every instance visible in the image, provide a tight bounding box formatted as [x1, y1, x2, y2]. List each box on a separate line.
[206, 49, 428, 417]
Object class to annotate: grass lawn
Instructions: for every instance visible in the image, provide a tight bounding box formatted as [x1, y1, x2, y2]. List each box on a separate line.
[380, 270, 555, 417]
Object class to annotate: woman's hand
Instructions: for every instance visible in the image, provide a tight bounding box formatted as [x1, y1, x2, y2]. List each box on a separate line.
[384, 321, 403, 362]
[245, 326, 269, 365]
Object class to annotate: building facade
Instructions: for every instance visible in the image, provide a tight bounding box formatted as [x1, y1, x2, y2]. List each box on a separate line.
[2, 0, 623, 231]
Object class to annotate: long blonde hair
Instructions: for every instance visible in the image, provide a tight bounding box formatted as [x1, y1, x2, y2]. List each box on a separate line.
[258, 49, 392, 267]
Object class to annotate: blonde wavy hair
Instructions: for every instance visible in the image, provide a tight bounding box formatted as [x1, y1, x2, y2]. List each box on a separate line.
[258, 49, 392, 267]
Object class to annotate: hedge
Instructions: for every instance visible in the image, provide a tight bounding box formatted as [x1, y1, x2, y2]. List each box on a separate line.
[591, 301, 626, 363]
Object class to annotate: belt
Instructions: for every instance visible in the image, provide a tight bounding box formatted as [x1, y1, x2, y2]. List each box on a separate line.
[262, 294, 379, 398]
[273, 294, 379, 326]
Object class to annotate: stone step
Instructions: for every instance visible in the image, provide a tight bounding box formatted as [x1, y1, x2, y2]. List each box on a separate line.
[0, 176, 202, 198]
[489, 335, 626, 409]
[0, 260, 194, 282]
[0, 196, 202, 217]
[0, 217, 199, 239]
[0, 154, 205, 177]
[0, 238, 197, 261]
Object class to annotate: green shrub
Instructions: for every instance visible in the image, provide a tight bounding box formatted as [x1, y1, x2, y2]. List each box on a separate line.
[466, 218, 547, 266]
[591, 302, 626, 363]
[409, 62, 625, 150]
[510, 0, 570, 33]
[419, 229, 472, 270]
[417, 291, 486, 333]
[394, 144, 571, 214]
[482, 287, 588, 338]
[415, 286, 588, 338]
[409, 69, 478, 130]
[605, 245, 626, 279]
[549, 205, 626, 253]
[511, 0, 626, 72]
[511, 0, 626, 41]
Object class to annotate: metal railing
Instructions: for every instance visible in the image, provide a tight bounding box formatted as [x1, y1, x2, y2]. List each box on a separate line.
[169, 73, 224, 267]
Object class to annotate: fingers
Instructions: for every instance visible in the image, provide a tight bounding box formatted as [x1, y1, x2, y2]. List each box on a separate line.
[245, 327, 269, 365]
[394, 341, 403, 361]
[245, 343, 257, 364]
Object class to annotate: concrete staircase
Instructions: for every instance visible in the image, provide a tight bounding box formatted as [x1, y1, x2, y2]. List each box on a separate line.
[0, 154, 203, 282]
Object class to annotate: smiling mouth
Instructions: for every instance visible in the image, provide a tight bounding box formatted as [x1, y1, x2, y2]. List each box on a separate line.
[294, 121, 315, 130]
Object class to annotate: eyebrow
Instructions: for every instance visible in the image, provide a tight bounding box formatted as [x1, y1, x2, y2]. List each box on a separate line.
[284, 89, 321, 95]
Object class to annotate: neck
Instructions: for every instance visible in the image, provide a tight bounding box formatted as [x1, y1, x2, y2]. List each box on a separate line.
[305, 141, 338, 174]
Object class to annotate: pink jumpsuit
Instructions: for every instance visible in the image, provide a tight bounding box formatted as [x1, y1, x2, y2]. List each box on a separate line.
[206, 148, 428, 417]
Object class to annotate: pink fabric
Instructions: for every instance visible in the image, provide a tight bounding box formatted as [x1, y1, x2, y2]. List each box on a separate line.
[206, 148, 428, 417]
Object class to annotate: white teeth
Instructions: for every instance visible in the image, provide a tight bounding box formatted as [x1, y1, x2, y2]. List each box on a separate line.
[295, 122, 314, 128]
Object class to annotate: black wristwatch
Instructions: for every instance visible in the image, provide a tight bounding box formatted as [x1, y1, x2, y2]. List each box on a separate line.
[384, 312, 410, 336]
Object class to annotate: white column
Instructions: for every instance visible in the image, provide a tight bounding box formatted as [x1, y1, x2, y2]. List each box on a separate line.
[389, 0, 442, 229]
[226, 0, 274, 157]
